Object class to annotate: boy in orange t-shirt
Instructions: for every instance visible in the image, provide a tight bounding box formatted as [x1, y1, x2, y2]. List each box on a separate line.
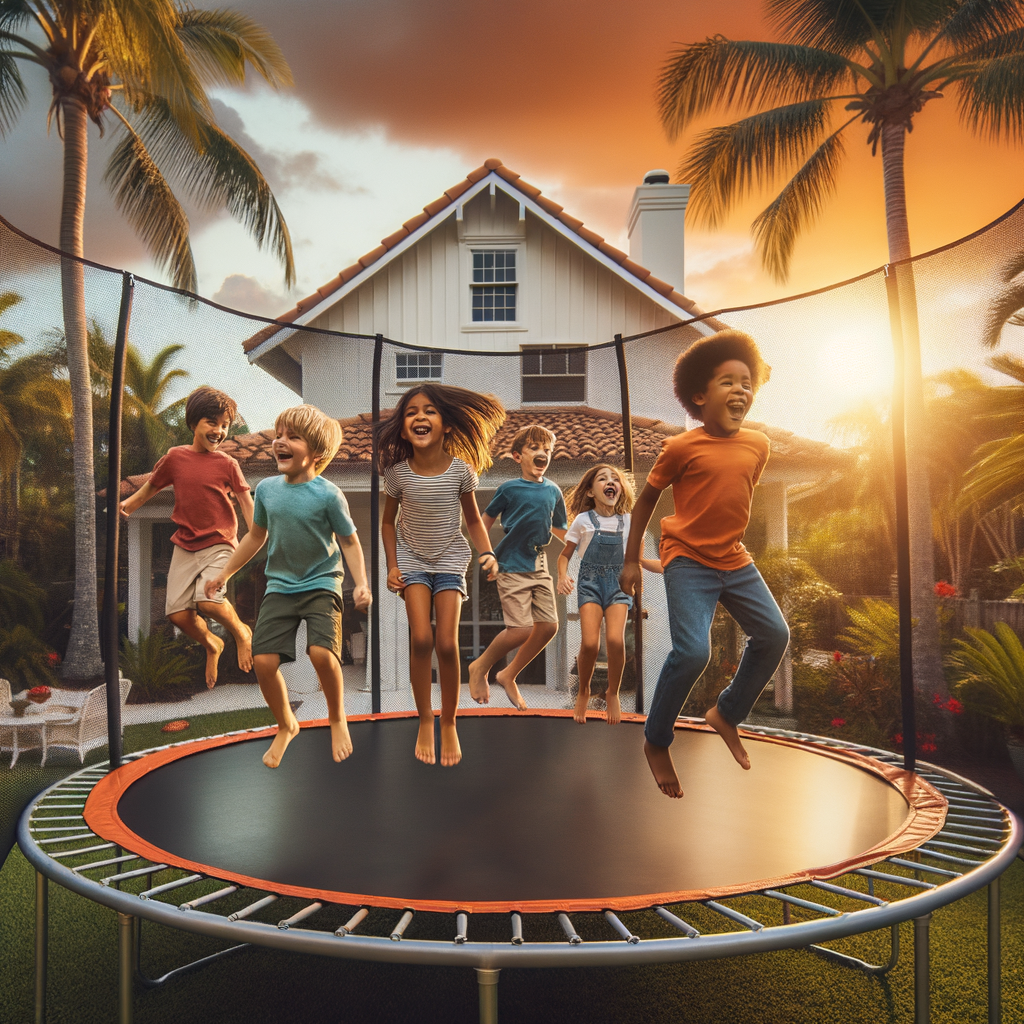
[620, 331, 790, 798]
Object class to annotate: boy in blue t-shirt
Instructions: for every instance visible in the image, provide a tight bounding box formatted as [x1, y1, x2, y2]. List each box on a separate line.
[469, 425, 567, 709]
[206, 405, 371, 769]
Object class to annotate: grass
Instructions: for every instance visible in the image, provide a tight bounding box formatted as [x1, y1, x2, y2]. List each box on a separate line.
[1, 707, 1022, 1023]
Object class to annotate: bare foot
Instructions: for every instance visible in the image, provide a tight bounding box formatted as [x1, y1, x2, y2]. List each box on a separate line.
[329, 720, 353, 762]
[572, 687, 589, 723]
[704, 705, 751, 770]
[204, 634, 225, 689]
[439, 721, 462, 766]
[263, 718, 300, 768]
[468, 657, 490, 704]
[495, 666, 527, 710]
[644, 740, 683, 798]
[606, 691, 621, 725]
[234, 622, 253, 674]
[415, 719, 436, 765]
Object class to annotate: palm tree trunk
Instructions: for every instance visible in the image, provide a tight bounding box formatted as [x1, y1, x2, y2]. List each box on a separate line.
[59, 95, 103, 680]
[881, 122, 947, 697]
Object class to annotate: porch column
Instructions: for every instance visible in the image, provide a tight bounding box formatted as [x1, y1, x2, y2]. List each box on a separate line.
[126, 516, 153, 639]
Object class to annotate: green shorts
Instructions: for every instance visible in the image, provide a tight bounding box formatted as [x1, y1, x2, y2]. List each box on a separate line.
[252, 590, 344, 665]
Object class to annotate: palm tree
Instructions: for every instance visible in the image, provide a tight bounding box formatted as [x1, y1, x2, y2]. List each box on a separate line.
[0, 2, 295, 679]
[123, 342, 188, 474]
[657, 0, 1024, 695]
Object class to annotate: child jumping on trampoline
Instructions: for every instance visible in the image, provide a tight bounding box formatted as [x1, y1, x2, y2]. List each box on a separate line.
[468, 424, 567, 710]
[120, 386, 254, 688]
[557, 464, 661, 724]
[619, 330, 790, 798]
[379, 384, 505, 767]
[205, 405, 371, 769]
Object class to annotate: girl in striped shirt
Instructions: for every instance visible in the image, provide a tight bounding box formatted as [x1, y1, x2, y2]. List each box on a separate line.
[379, 384, 505, 766]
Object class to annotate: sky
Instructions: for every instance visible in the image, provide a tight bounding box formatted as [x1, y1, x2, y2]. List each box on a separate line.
[1, 0, 1023, 428]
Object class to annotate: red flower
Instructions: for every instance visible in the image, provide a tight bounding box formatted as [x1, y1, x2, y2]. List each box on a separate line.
[47, 652, 61, 666]
[920, 741, 938, 753]
[831, 718, 846, 729]
[946, 698, 964, 715]
[932, 693, 943, 705]
[833, 651, 843, 662]
[934, 581, 956, 598]
[892, 733, 903, 745]
[28, 685, 51, 696]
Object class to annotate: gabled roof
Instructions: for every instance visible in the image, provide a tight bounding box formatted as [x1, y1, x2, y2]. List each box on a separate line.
[243, 158, 712, 357]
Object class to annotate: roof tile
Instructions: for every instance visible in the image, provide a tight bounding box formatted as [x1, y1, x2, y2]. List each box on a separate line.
[597, 241, 628, 263]
[620, 258, 651, 281]
[402, 211, 431, 232]
[444, 179, 474, 201]
[381, 228, 409, 248]
[422, 196, 452, 217]
[359, 244, 388, 268]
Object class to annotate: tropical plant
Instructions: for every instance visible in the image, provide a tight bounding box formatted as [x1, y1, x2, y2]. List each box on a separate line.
[0, 624, 58, 689]
[951, 622, 1024, 743]
[658, 0, 1024, 696]
[119, 628, 194, 702]
[755, 549, 844, 657]
[0, 559, 46, 630]
[0, 1, 294, 680]
[840, 598, 904, 679]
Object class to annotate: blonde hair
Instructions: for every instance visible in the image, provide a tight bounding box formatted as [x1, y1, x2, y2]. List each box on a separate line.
[510, 424, 556, 455]
[274, 405, 343, 476]
[565, 463, 635, 520]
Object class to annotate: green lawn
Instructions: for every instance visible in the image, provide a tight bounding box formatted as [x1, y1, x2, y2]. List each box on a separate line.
[1, 708, 1021, 1023]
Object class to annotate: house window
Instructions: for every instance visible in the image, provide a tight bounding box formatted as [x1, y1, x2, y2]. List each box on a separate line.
[396, 351, 443, 382]
[521, 346, 586, 403]
[471, 250, 517, 322]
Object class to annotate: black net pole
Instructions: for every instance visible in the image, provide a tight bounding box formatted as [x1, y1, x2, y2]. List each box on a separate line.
[884, 265, 917, 772]
[103, 271, 134, 769]
[370, 335, 383, 714]
[615, 334, 644, 714]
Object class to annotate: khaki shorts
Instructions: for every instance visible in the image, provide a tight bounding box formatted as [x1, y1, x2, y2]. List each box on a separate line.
[165, 543, 233, 616]
[496, 571, 558, 628]
[252, 590, 344, 665]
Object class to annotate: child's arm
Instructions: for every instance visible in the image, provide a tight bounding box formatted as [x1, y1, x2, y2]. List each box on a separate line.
[482, 512, 497, 532]
[641, 558, 664, 574]
[119, 481, 160, 518]
[381, 495, 404, 593]
[203, 525, 268, 599]
[556, 541, 578, 595]
[236, 489, 255, 531]
[461, 492, 498, 580]
[551, 526, 567, 543]
[338, 532, 372, 611]
[620, 482, 664, 597]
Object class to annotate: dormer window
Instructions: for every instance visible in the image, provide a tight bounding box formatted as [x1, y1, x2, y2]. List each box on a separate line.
[471, 249, 517, 322]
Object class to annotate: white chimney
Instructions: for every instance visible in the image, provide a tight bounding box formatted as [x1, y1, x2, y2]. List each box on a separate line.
[626, 169, 690, 293]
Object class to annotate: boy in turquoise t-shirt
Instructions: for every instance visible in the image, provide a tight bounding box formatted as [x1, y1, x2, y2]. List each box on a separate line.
[468, 425, 567, 710]
[207, 405, 371, 769]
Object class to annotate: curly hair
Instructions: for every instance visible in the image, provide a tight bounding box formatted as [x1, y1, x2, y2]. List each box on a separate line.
[565, 464, 635, 520]
[185, 386, 238, 432]
[375, 384, 506, 473]
[673, 330, 769, 421]
[275, 405, 343, 476]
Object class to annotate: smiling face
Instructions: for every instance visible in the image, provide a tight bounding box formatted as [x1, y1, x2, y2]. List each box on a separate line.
[692, 359, 753, 437]
[400, 391, 448, 453]
[588, 466, 623, 514]
[191, 412, 232, 454]
[514, 440, 554, 481]
[272, 424, 317, 483]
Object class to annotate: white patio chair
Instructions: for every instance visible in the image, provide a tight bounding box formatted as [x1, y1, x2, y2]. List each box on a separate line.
[46, 678, 133, 763]
[0, 678, 13, 759]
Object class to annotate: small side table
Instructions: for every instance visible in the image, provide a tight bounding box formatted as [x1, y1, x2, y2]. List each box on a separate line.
[0, 713, 77, 767]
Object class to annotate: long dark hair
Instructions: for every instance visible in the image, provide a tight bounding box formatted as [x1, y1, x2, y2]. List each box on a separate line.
[375, 384, 506, 473]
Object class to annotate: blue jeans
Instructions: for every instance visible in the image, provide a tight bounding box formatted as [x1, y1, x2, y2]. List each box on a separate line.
[645, 556, 790, 747]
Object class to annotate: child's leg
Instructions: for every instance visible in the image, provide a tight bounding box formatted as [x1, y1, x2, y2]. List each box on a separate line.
[253, 653, 300, 768]
[603, 603, 630, 725]
[494, 621, 557, 710]
[308, 644, 352, 762]
[644, 557, 721, 797]
[468, 626, 531, 703]
[167, 610, 224, 689]
[197, 599, 253, 674]
[433, 590, 464, 766]
[573, 603, 604, 723]
[710, 564, 790, 769]
[493, 575, 558, 709]
[404, 584, 438, 764]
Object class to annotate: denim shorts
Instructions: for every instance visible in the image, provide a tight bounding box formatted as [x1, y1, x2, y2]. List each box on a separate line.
[577, 566, 633, 610]
[400, 570, 467, 599]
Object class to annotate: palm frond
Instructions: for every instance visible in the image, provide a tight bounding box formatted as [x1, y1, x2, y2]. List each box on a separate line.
[658, 37, 851, 139]
[765, 0, 905, 54]
[0, 289, 22, 320]
[988, 352, 1024, 385]
[982, 271, 1024, 347]
[125, 342, 187, 411]
[955, 49, 1024, 141]
[960, 433, 1024, 511]
[0, 45, 25, 135]
[177, 8, 292, 89]
[947, 24, 1024, 60]
[0, 0, 32, 31]
[682, 99, 835, 228]
[751, 117, 854, 281]
[939, 0, 1024, 50]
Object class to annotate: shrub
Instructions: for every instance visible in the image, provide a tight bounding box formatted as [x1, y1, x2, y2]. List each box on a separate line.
[951, 623, 1024, 744]
[120, 629, 195, 702]
[0, 625, 58, 689]
[0, 560, 46, 632]
[839, 598, 904, 679]
[755, 551, 845, 658]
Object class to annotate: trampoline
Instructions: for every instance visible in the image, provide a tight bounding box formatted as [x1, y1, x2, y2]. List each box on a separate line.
[20, 711, 1021, 1024]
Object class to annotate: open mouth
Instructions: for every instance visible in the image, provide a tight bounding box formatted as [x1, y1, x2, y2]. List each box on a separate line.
[411, 424, 432, 437]
[533, 456, 548, 467]
[603, 485, 618, 499]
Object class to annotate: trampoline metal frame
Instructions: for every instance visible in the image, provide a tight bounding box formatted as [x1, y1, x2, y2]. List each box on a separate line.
[18, 724, 1021, 1024]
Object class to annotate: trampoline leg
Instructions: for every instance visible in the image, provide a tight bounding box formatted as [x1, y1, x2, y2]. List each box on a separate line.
[476, 968, 500, 1024]
[989, 878, 1001, 1024]
[914, 913, 931, 1024]
[118, 913, 135, 1024]
[34, 870, 47, 1024]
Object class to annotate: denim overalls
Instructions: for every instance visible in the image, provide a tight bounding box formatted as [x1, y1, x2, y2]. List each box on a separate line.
[576, 511, 633, 610]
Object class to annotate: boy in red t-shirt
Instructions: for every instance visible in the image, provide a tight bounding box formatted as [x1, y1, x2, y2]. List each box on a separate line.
[620, 331, 790, 798]
[121, 386, 255, 687]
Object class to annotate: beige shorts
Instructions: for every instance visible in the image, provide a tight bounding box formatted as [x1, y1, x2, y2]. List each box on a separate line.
[496, 570, 558, 628]
[165, 543, 233, 616]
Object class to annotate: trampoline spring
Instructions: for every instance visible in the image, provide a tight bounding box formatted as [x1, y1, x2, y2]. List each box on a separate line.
[704, 901, 764, 932]
[926, 838, 996, 856]
[30, 825, 93, 833]
[179, 886, 238, 911]
[886, 857, 961, 878]
[939, 830, 1002, 848]
[557, 913, 582, 944]
[37, 801, 86, 807]
[36, 833, 96, 845]
[31, 815, 84, 821]
[603, 911, 639, 943]
[808, 880, 887, 907]
[72, 854, 140, 874]
[455, 913, 468, 944]
[50, 843, 115, 860]
[102, 863, 168, 886]
[854, 868, 934, 890]
[335, 907, 369, 936]
[945, 797, 997, 809]
[762, 890, 842, 917]
[944, 817, 1006, 834]
[140, 874, 204, 900]
[511, 912, 524, 945]
[653, 906, 699, 938]
[228, 894, 278, 922]
[917, 846, 984, 867]
[390, 910, 414, 941]
[279, 902, 323, 930]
